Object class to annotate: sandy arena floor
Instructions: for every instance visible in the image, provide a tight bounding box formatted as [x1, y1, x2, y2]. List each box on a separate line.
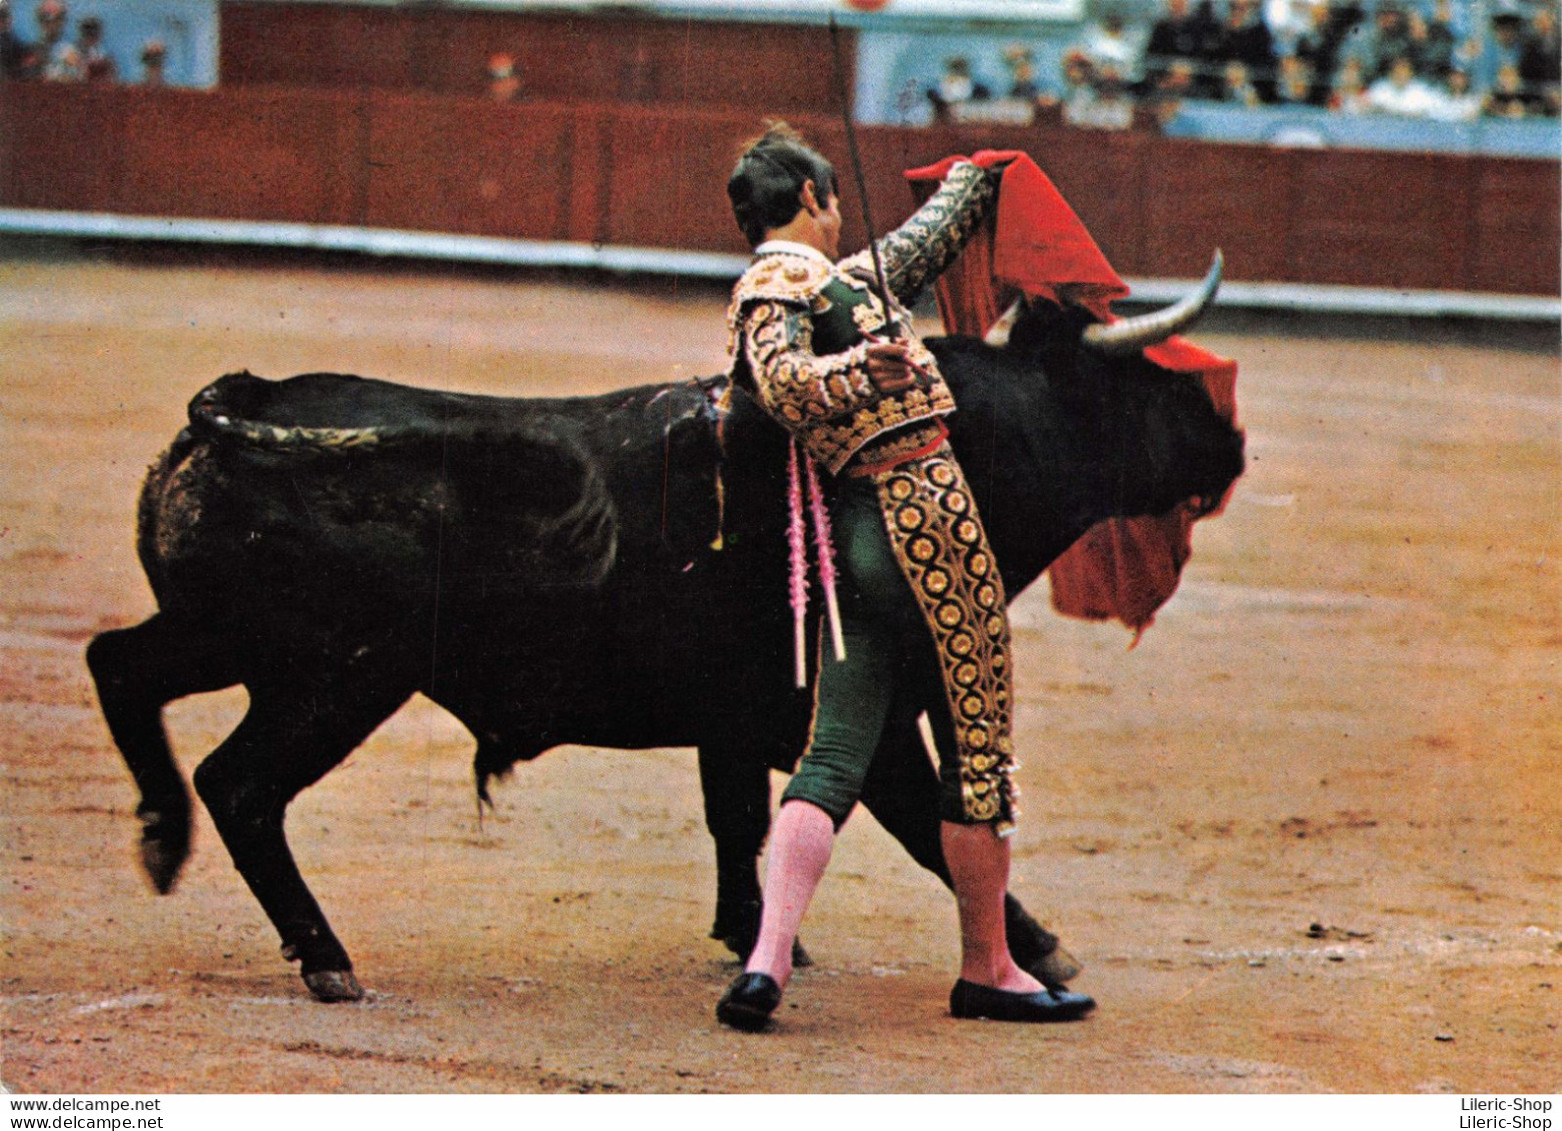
[1, 245, 1557, 1094]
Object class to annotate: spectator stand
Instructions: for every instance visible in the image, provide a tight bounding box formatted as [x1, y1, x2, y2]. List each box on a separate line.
[1160, 100, 1560, 154]
[1, 0, 1556, 319]
[4, 0, 218, 87]
[851, 0, 1561, 158]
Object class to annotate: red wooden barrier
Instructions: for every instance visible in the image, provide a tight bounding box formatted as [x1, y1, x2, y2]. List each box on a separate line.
[1, 84, 1556, 296]
[219, 1, 846, 114]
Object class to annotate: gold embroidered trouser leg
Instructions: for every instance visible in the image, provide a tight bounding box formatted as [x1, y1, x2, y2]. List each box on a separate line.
[779, 479, 952, 827]
[872, 443, 1017, 831]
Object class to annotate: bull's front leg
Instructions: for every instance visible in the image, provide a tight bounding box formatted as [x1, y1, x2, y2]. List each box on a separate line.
[696, 741, 771, 958]
[192, 670, 412, 1002]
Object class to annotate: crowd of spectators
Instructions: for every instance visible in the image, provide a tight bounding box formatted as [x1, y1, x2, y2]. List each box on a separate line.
[927, 0, 1561, 129]
[1, 1, 166, 86]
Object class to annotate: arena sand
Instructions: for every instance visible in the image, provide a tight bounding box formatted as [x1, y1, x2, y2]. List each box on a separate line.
[1, 249, 1556, 1093]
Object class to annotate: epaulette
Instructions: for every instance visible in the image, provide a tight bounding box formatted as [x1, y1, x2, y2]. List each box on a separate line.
[727, 253, 834, 321]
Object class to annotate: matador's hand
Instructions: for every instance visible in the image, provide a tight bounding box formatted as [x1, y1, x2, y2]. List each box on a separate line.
[865, 341, 917, 393]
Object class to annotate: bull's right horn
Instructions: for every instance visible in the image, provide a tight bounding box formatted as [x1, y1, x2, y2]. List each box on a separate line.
[1081, 250, 1223, 356]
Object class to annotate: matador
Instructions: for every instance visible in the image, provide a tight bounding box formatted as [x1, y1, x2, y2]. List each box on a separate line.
[715, 123, 1095, 1030]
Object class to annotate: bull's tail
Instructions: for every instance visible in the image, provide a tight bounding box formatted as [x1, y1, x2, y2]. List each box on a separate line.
[186, 372, 394, 454]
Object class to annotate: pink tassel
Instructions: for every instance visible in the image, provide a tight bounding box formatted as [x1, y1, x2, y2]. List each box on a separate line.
[804, 454, 846, 663]
[787, 441, 809, 689]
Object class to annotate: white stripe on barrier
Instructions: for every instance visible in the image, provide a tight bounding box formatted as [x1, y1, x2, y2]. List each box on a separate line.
[2, 207, 1556, 321]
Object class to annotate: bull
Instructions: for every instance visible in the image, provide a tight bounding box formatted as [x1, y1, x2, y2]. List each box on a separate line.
[86, 259, 1243, 1004]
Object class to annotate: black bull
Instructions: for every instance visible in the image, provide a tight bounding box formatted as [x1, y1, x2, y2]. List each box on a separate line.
[86, 296, 1245, 1003]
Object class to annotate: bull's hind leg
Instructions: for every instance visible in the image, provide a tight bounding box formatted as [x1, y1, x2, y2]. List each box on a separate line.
[86, 614, 243, 894]
[191, 670, 411, 1002]
[857, 704, 1081, 990]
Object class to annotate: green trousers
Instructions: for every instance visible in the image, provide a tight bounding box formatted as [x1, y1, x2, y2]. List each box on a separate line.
[781, 475, 970, 827]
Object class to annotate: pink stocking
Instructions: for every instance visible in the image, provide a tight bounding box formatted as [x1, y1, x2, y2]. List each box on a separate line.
[745, 800, 836, 987]
[941, 821, 1043, 993]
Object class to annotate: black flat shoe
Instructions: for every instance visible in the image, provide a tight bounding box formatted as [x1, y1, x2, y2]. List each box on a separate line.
[716, 972, 783, 1032]
[949, 979, 1096, 1023]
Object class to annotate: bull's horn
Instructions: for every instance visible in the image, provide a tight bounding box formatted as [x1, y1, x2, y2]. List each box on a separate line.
[1081, 250, 1223, 356]
[983, 297, 1026, 347]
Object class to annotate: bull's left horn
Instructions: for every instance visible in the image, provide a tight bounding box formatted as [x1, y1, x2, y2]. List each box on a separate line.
[1082, 250, 1223, 356]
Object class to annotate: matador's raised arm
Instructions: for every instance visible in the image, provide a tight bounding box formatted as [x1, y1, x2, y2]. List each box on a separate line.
[840, 161, 998, 306]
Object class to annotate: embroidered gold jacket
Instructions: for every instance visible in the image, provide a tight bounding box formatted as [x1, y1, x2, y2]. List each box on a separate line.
[725, 161, 997, 475]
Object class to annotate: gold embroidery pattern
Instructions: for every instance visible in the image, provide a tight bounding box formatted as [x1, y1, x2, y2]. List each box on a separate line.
[742, 300, 878, 429]
[851, 301, 889, 336]
[873, 444, 1017, 830]
[850, 421, 947, 473]
[728, 254, 833, 310]
[728, 257, 957, 474]
[841, 161, 996, 304]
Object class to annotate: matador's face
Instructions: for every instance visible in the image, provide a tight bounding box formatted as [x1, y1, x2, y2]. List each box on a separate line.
[817, 191, 842, 259]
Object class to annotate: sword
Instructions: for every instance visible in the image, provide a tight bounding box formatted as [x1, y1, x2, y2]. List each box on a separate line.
[827, 14, 897, 337]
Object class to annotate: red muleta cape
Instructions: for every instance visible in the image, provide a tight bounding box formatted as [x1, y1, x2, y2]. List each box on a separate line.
[906, 152, 1240, 638]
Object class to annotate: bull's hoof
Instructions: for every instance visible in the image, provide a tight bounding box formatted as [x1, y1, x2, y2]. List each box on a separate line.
[714, 898, 812, 968]
[303, 969, 365, 1003]
[1030, 944, 1083, 991]
[137, 814, 190, 895]
[720, 932, 813, 970]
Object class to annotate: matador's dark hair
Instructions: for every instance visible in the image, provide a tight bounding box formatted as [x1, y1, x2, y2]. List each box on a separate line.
[727, 121, 838, 248]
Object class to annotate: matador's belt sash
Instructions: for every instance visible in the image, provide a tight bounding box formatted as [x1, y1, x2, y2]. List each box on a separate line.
[869, 441, 1017, 831]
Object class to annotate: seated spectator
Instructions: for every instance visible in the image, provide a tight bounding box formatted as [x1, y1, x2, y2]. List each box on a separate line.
[36, 0, 82, 82]
[1001, 45, 1042, 102]
[1059, 50, 1135, 129]
[487, 52, 520, 102]
[2, 0, 37, 80]
[1078, 69, 1137, 129]
[927, 56, 991, 122]
[1484, 60, 1533, 117]
[1519, 3, 1560, 116]
[1078, 10, 1147, 84]
[1341, 0, 1415, 82]
[1144, 56, 1199, 126]
[138, 37, 165, 86]
[1407, 0, 1459, 82]
[1291, 0, 1353, 106]
[1143, 0, 1218, 93]
[1424, 66, 1484, 121]
[1328, 55, 1371, 112]
[1365, 53, 1440, 114]
[1187, 0, 1230, 98]
[1469, 8, 1526, 93]
[1212, 0, 1278, 100]
[77, 14, 113, 82]
[1221, 58, 1265, 105]
[1057, 49, 1095, 111]
[1274, 53, 1318, 104]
